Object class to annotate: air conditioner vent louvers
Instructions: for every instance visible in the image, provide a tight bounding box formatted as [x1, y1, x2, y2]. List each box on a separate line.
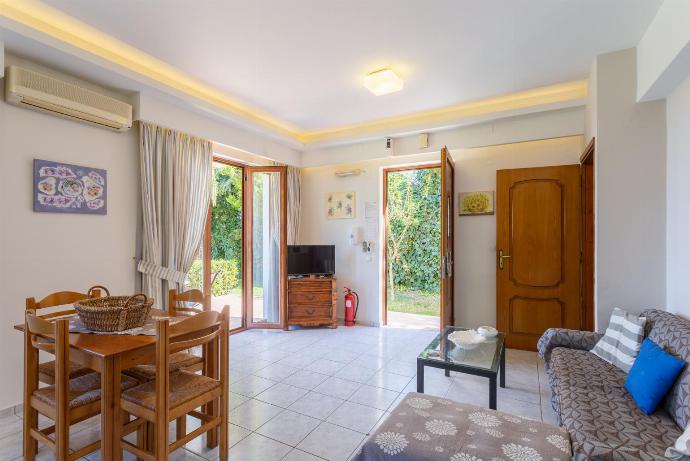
[5, 66, 132, 131]
[13, 67, 132, 119]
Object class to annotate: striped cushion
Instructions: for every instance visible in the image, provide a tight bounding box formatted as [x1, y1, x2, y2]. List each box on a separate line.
[591, 308, 646, 372]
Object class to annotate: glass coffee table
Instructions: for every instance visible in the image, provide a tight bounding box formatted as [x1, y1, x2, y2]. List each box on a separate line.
[417, 326, 506, 409]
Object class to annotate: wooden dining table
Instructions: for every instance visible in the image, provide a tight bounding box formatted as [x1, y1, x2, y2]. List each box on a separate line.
[15, 308, 219, 461]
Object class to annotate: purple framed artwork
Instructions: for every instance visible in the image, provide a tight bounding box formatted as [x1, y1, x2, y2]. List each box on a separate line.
[33, 159, 107, 215]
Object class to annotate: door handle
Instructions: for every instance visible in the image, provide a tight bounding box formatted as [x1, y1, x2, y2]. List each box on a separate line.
[498, 249, 511, 270]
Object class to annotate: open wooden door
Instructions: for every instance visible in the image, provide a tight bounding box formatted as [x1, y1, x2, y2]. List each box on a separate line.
[440, 146, 455, 330]
[496, 165, 581, 350]
[244, 166, 288, 329]
[580, 139, 595, 331]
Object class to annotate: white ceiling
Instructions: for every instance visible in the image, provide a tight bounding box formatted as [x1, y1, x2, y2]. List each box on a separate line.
[32, 0, 662, 132]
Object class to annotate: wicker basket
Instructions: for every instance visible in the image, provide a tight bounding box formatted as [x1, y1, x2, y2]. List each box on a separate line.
[74, 293, 153, 332]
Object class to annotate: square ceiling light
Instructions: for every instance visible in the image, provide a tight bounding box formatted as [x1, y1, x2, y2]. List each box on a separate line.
[364, 69, 404, 96]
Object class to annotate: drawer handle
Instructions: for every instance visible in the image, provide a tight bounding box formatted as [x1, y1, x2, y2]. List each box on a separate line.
[303, 294, 315, 301]
[305, 308, 315, 315]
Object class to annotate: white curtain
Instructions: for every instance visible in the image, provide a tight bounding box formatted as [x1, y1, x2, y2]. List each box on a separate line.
[138, 122, 213, 309]
[286, 166, 302, 245]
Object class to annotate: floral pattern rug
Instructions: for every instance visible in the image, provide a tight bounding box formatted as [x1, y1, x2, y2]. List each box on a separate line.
[353, 393, 571, 461]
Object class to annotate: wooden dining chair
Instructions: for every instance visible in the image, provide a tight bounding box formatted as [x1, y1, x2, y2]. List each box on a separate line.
[26, 286, 106, 385]
[122, 289, 208, 381]
[23, 311, 139, 461]
[119, 307, 229, 461]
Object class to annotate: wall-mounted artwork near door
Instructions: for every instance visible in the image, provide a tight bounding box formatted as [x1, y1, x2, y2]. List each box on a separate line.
[459, 191, 494, 216]
[33, 159, 107, 215]
[326, 191, 355, 219]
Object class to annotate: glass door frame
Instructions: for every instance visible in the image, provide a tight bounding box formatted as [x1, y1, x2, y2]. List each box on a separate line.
[203, 156, 248, 334]
[244, 165, 288, 330]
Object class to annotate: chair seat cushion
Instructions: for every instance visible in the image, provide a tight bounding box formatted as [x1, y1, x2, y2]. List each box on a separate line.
[122, 370, 220, 412]
[354, 392, 571, 461]
[122, 352, 204, 382]
[33, 372, 139, 409]
[38, 360, 93, 382]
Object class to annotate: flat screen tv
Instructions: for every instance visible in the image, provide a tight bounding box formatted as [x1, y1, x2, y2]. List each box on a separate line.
[288, 245, 335, 276]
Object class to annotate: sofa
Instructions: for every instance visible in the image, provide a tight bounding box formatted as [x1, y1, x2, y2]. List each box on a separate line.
[538, 309, 690, 461]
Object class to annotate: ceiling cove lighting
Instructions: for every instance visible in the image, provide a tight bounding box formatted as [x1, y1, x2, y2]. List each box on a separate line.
[364, 69, 404, 96]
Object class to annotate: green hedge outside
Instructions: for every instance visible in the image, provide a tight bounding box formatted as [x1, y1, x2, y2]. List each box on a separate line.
[187, 259, 240, 296]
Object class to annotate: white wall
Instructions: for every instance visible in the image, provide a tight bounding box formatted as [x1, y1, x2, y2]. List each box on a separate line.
[590, 48, 667, 329]
[299, 136, 583, 327]
[637, 0, 690, 102]
[666, 74, 690, 317]
[0, 82, 139, 410]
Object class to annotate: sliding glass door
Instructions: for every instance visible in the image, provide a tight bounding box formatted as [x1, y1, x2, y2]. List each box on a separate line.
[245, 166, 287, 329]
[191, 160, 287, 332]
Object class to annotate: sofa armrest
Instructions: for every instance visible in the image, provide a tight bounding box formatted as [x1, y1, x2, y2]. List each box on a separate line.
[537, 328, 603, 362]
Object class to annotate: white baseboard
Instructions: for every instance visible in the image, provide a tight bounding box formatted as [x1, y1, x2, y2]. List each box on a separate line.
[0, 402, 22, 419]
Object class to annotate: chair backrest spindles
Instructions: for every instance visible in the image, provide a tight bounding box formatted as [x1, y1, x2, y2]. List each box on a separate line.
[168, 289, 209, 317]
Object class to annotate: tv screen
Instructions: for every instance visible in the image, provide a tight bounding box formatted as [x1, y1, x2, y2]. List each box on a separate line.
[288, 245, 335, 276]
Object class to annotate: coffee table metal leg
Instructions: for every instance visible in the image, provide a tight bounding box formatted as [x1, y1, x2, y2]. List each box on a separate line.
[489, 375, 497, 410]
[416, 361, 425, 393]
[500, 343, 506, 388]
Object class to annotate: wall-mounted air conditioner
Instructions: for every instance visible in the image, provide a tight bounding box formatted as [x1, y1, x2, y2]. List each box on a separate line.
[4, 65, 132, 131]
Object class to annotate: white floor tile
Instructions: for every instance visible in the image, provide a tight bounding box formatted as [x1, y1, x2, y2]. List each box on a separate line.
[283, 448, 326, 461]
[326, 401, 385, 434]
[229, 399, 284, 431]
[313, 377, 361, 400]
[253, 363, 300, 381]
[306, 358, 346, 375]
[227, 432, 292, 461]
[282, 370, 330, 390]
[348, 384, 400, 411]
[288, 391, 345, 420]
[256, 409, 320, 446]
[334, 365, 378, 384]
[297, 422, 364, 461]
[229, 375, 278, 398]
[255, 382, 309, 408]
[367, 370, 412, 392]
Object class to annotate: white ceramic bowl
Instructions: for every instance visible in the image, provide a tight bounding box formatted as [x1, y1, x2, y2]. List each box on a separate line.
[477, 326, 498, 338]
[448, 329, 484, 350]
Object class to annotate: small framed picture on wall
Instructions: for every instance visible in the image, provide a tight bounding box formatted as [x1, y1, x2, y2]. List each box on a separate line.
[458, 191, 494, 216]
[34, 159, 107, 215]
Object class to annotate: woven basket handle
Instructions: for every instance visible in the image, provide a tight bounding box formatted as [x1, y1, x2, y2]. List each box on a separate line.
[119, 294, 147, 330]
[124, 293, 147, 309]
[87, 285, 111, 297]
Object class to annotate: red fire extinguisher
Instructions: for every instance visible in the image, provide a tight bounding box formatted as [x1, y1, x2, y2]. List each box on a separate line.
[344, 287, 359, 327]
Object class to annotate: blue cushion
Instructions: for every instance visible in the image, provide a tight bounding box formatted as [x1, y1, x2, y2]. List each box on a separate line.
[625, 338, 685, 414]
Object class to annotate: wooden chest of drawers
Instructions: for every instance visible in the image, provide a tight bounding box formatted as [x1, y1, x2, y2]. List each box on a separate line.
[287, 276, 337, 329]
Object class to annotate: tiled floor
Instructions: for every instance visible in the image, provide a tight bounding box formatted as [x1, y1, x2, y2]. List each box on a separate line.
[0, 324, 558, 461]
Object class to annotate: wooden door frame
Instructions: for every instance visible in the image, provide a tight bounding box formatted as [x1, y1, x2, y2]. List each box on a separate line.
[203, 156, 248, 335]
[440, 147, 455, 330]
[381, 163, 441, 326]
[244, 166, 288, 330]
[580, 138, 595, 331]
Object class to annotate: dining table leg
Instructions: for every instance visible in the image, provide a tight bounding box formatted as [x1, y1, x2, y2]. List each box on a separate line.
[101, 355, 122, 461]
